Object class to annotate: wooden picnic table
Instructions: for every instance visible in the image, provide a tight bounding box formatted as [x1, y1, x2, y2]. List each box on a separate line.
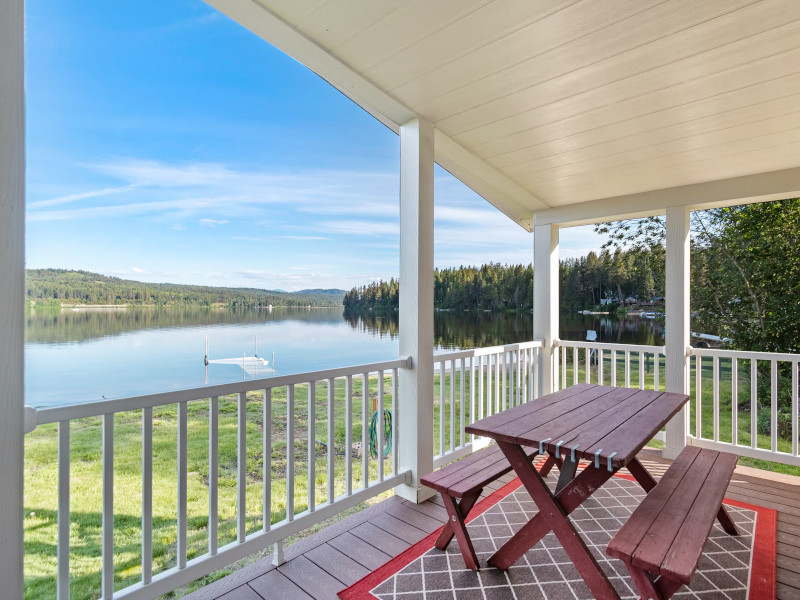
[465, 383, 689, 600]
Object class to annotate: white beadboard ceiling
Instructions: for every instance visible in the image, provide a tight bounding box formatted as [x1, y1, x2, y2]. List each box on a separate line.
[206, 0, 800, 229]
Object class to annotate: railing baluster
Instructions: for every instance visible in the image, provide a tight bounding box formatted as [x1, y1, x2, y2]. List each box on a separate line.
[439, 361, 445, 455]
[237, 393, 246, 541]
[485, 355, 490, 415]
[377, 370, 384, 483]
[498, 350, 511, 410]
[102, 413, 114, 600]
[345, 376, 352, 496]
[771, 360, 778, 453]
[750, 360, 757, 449]
[573, 347, 578, 385]
[327, 378, 335, 502]
[479, 355, 484, 422]
[392, 368, 399, 475]
[654, 352, 660, 391]
[450, 359, 455, 452]
[308, 381, 316, 512]
[459, 358, 465, 446]
[142, 407, 153, 582]
[261, 391, 269, 533]
[58, 421, 70, 600]
[611, 350, 617, 387]
[495, 353, 501, 413]
[639, 352, 645, 390]
[287, 385, 295, 520]
[178, 401, 188, 566]
[362, 372, 369, 489]
[712, 357, 719, 442]
[515, 350, 521, 405]
[210, 397, 219, 551]
[792, 361, 798, 457]
[586, 348, 591, 384]
[469, 357, 476, 440]
[731, 359, 738, 447]
[561, 345, 567, 390]
[625, 351, 630, 387]
[696, 355, 702, 438]
[532, 349, 539, 399]
[598, 349, 603, 385]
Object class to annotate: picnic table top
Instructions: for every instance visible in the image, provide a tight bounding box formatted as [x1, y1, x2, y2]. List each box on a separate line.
[465, 384, 688, 470]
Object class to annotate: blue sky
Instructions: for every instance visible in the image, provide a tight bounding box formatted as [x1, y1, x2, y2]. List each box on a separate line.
[25, 0, 603, 291]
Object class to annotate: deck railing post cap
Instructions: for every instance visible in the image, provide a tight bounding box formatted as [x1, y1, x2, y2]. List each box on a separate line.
[23, 405, 37, 434]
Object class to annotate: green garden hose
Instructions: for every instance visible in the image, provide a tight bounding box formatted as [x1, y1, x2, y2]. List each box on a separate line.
[369, 408, 393, 459]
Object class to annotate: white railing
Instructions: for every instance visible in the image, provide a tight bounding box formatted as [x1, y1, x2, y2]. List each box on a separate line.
[554, 340, 666, 392]
[689, 347, 800, 467]
[553, 339, 800, 467]
[24, 357, 410, 600]
[432, 341, 543, 467]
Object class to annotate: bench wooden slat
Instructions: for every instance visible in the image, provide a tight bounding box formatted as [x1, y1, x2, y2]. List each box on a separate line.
[631, 448, 719, 571]
[447, 447, 537, 497]
[606, 446, 701, 562]
[421, 445, 505, 489]
[661, 451, 739, 583]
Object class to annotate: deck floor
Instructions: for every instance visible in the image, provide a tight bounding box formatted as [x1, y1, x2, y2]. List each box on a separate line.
[184, 449, 800, 600]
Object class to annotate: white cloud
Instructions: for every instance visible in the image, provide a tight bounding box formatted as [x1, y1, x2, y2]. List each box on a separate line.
[131, 267, 149, 274]
[199, 218, 229, 226]
[29, 185, 139, 208]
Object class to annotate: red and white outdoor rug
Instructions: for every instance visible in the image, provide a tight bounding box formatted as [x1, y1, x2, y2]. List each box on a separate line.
[340, 472, 776, 600]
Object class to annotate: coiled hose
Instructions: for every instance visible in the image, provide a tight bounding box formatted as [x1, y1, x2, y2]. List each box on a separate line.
[369, 408, 393, 459]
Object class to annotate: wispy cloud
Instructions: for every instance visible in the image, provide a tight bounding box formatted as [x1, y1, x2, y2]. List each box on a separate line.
[199, 218, 229, 226]
[29, 185, 139, 208]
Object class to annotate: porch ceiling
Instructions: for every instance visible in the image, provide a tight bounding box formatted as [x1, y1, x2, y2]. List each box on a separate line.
[207, 0, 800, 229]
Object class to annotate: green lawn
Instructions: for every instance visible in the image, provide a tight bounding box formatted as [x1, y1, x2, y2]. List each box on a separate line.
[24, 353, 798, 599]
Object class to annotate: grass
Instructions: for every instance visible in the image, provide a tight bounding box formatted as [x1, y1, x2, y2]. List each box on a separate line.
[24, 354, 799, 599]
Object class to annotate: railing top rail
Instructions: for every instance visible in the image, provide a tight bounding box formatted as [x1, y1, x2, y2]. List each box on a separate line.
[554, 339, 665, 354]
[690, 347, 800, 362]
[435, 340, 543, 362]
[29, 356, 412, 427]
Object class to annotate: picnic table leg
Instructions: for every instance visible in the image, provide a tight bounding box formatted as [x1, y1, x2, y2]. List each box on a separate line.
[628, 457, 738, 535]
[626, 457, 657, 492]
[494, 441, 621, 600]
[434, 489, 481, 550]
[554, 455, 578, 495]
[538, 453, 560, 477]
[440, 492, 480, 571]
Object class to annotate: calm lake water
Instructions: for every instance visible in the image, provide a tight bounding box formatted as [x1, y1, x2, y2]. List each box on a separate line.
[25, 307, 664, 407]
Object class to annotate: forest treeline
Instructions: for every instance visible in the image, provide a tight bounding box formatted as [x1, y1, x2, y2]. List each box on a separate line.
[343, 249, 663, 314]
[26, 269, 345, 308]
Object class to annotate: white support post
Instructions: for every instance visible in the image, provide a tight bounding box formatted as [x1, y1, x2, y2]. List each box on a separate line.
[396, 118, 436, 503]
[533, 221, 559, 397]
[664, 206, 691, 459]
[0, 0, 25, 597]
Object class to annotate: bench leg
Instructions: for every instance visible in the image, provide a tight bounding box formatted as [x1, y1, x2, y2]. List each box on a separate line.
[623, 563, 682, 600]
[439, 491, 481, 571]
[434, 489, 481, 551]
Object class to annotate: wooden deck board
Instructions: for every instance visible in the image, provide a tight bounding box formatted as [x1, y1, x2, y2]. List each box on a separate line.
[185, 448, 800, 600]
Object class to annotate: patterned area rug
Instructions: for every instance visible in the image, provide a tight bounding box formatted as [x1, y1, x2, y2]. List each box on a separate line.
[340, 472, 776, 600]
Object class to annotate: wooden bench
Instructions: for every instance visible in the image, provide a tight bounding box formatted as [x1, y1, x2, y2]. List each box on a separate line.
[607, 446, 740, 600]
[421, 444, 541, 570]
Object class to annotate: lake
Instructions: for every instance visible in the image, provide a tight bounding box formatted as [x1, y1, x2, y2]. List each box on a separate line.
[25, 306, 664, 407]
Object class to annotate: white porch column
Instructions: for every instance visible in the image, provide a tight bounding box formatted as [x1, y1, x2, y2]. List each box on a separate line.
[0, 0, 26, 597]
[396, 118, 436, 503]
[664, 206, 691, 459]
[533, 221, 559, 397]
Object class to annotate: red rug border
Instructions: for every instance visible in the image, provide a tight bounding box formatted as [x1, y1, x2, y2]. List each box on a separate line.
[339, 468, 777, 600]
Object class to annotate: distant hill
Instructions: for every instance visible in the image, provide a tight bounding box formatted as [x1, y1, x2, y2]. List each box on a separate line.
[26, 269, 346, 308]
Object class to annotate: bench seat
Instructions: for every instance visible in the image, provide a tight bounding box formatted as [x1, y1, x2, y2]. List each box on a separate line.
[607, 446, 739, 600]
[421, 444, 539, 570]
